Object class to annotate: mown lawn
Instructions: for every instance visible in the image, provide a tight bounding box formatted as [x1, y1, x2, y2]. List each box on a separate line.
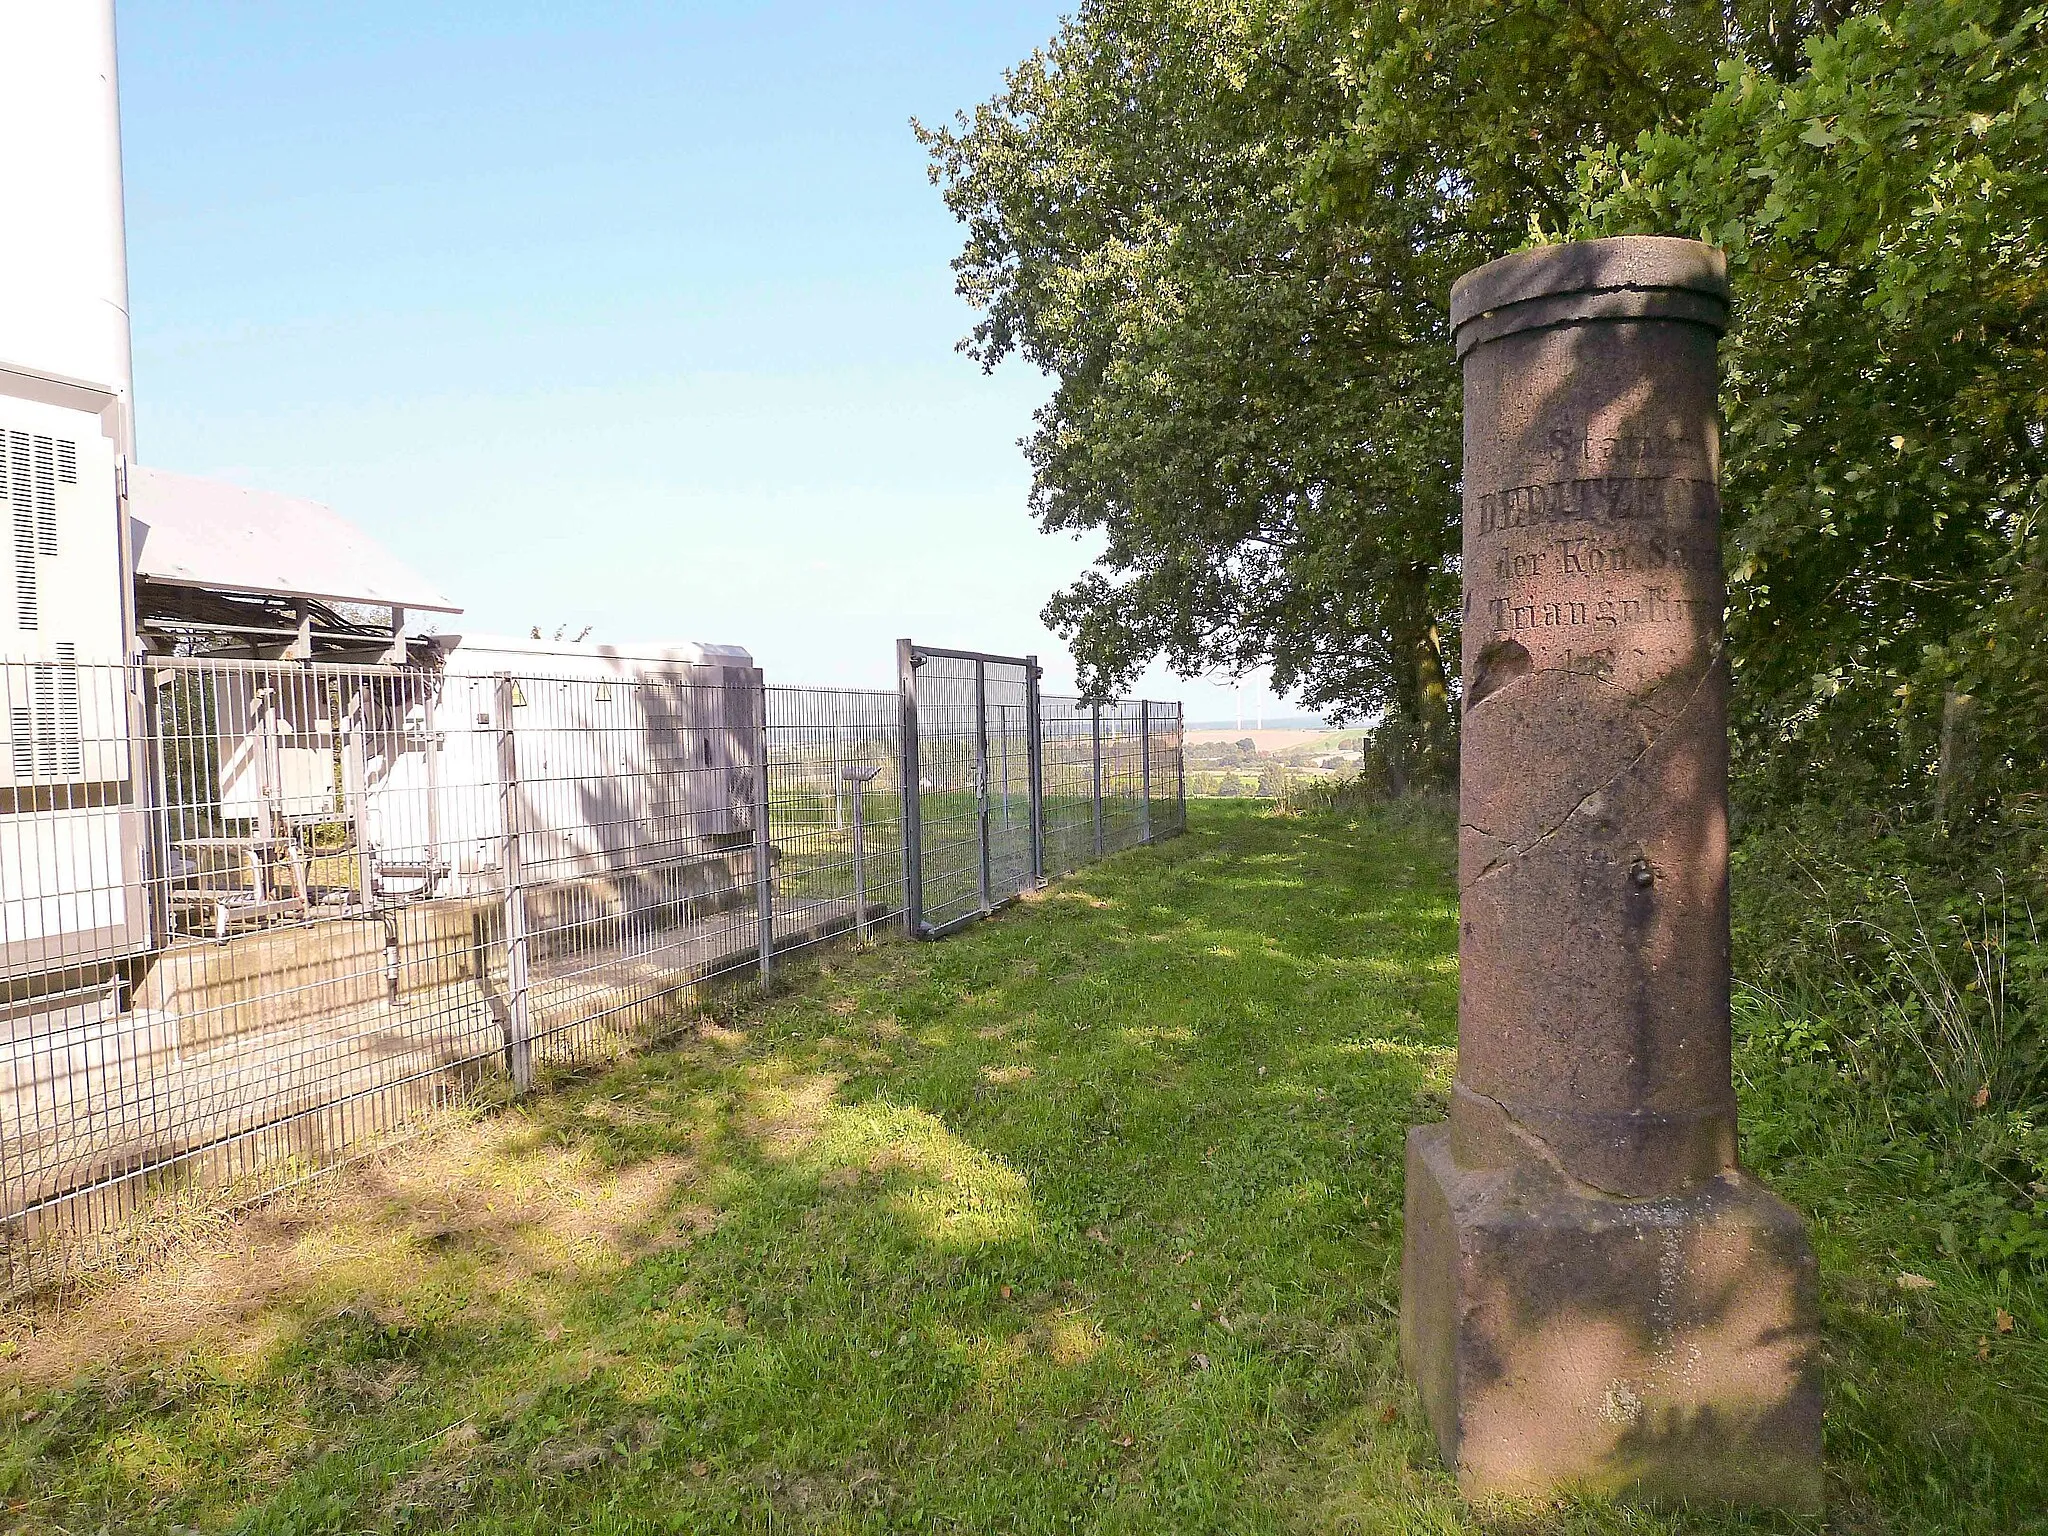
[0, 801, 2041, 1534]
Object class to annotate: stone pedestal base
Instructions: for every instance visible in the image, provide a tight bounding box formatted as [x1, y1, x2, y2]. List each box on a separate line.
[1400, 1125, 1822, 1510]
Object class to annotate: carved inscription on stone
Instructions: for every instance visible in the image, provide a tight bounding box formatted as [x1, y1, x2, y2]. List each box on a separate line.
[1482, 585, 1708, 636]
[1475, 475, 1710, 536]
[1492, 534, 1709, 581]
[1534, 423, 1708, 471]
[1472, 425, 1719, 646]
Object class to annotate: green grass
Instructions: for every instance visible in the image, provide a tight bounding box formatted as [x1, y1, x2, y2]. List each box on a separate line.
[0, 802, 2042, 1533]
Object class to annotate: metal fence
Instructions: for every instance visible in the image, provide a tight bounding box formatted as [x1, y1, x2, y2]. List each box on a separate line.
[897, 641, 1185, 938]
[0, 646, 1180, 1288]
[1039, 694, 1184, 879]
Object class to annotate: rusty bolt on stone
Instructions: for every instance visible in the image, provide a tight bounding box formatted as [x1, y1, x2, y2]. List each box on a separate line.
[1399, 236, 1823, 1510]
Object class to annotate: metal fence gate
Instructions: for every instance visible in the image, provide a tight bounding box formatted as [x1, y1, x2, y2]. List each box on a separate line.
[896, 639, 1187, 939]
[897, 642, 1043, 939]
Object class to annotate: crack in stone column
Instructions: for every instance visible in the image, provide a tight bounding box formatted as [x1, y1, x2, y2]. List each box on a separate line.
[1458, 1084, 1639, 1200]
[1460, 642, 1724, 894]
[1464, 660, 1646, 717]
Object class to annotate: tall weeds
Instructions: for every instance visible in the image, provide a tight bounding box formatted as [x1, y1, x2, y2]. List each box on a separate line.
[1833, 880, 2043, 1120]
[1733, 831, 2047, 1269]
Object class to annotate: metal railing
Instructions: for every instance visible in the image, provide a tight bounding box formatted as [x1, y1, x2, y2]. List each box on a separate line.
[0, 647, 1181, 1288]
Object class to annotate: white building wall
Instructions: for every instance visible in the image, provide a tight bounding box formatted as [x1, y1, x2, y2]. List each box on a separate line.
[0, 3, 144, 980]
[0, 396, 146, 979]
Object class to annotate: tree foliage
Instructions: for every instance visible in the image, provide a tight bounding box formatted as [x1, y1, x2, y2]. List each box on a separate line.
[1575, 0, 2048, 827]
[924, 0, 2043, 829]
[918, 0, 1749, 738]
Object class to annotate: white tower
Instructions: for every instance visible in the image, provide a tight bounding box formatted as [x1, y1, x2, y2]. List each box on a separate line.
[0, 0, 134, 457]
[0, 0, 136, 666]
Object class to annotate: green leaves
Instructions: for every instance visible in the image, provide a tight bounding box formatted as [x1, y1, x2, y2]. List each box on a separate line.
[1576, 0, 2048, 822]
[929, 0, 2045, 836]
[922, 0, 1740, 734]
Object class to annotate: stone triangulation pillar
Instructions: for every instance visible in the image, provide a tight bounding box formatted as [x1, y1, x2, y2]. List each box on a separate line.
[1400, 236, 1823, 1508]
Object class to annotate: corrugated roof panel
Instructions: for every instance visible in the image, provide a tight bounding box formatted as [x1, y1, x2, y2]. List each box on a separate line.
[128, 465, 461, 613]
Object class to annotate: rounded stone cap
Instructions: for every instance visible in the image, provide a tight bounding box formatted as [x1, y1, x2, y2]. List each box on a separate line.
[1449, 236, 1729, 359]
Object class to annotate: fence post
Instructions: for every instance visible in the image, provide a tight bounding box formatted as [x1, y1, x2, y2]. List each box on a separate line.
[1091, 702, 1104, 857]
[346, 685, 374, 908]
[422, 686, 443, 891]
[136, 663, 173, 960]
[844, 764, 882, 940]
[1140, 700, 1152, 844]
[975, 657, 992, 915]
[1176, 704, 1186, 832]
[493, 673, 533, 1093]
[852, 767, 867, 940]
[897, 639, 923, 938]
[1025, 656, 1043, 885]
[753, 678, 774, 986]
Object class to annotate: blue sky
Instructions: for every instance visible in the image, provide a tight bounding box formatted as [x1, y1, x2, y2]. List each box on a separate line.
[116, 1, 1293, 721]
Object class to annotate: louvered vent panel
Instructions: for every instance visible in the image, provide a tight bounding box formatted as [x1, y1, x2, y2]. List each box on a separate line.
[32, 435, 57, 555]
[30, 663, 56, 777]
[54, 642, 81, 777]
[9, 432, 35, 632]
[1, 429, 77, 634]
[7, 706, 29, 777]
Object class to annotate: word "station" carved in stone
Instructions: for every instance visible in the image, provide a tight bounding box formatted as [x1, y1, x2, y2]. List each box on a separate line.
[1540, 424, 1706, 471]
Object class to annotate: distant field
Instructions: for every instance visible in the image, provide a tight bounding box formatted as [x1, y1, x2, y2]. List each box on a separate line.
[1183, 727, 1342, 752]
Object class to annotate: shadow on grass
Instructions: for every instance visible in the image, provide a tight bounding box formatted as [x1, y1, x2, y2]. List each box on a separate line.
[0, 804, 2036, 1535]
